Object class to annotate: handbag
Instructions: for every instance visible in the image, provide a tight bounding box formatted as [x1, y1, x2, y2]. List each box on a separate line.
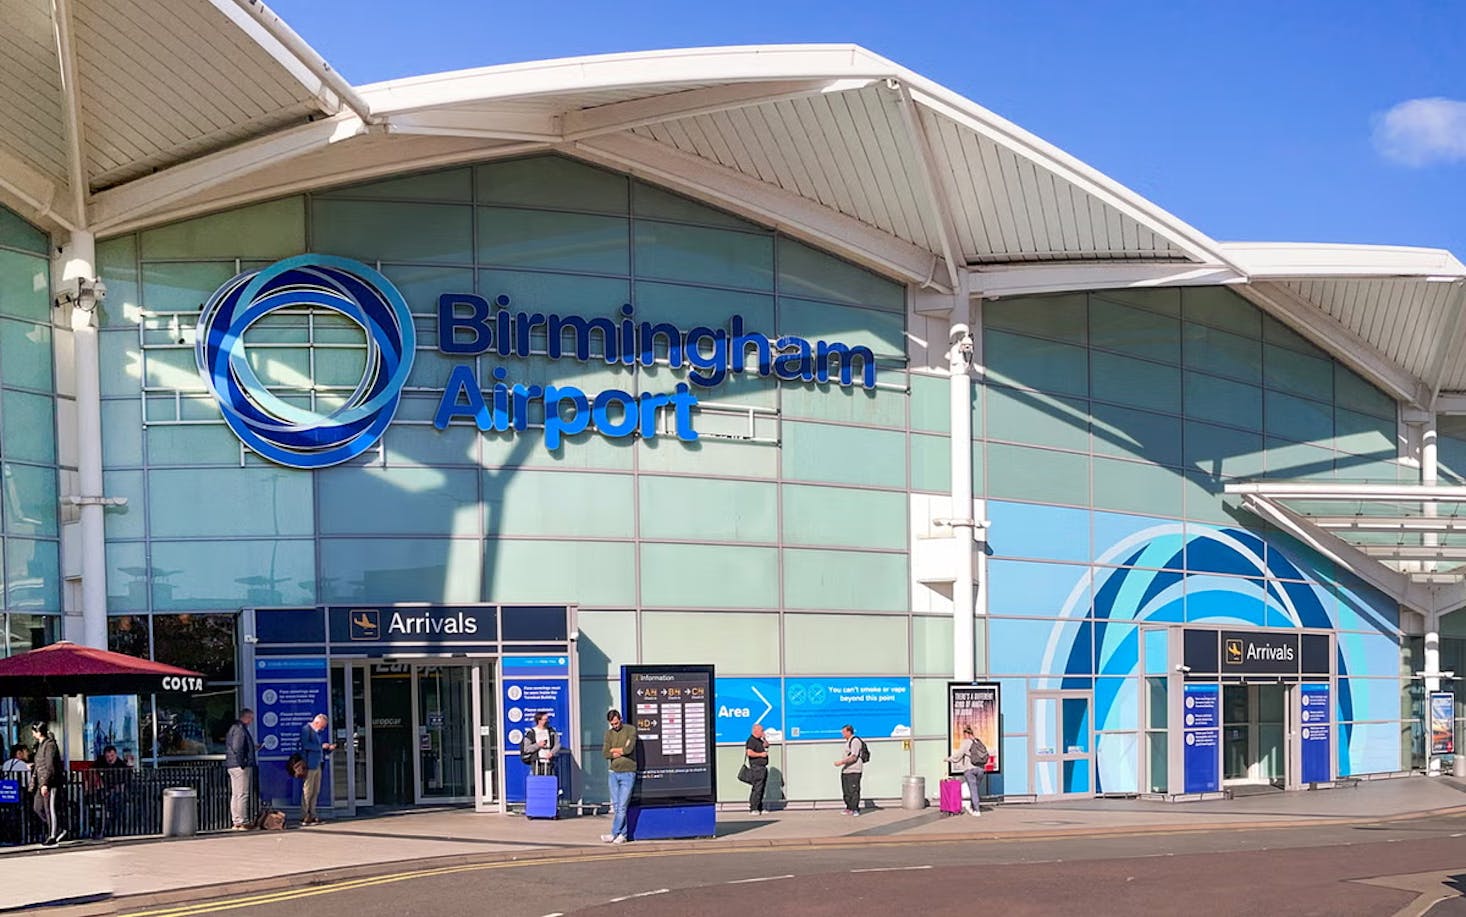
[737, 763, 754, 784]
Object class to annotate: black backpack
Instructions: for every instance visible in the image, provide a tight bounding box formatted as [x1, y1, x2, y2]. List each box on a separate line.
[852, 736, 870, 763]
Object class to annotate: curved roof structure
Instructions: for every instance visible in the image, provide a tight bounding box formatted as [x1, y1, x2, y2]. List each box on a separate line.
[2, 0, 1463, 416]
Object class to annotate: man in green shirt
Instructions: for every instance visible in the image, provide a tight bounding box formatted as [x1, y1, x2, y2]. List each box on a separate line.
[600, 709, 637, 844]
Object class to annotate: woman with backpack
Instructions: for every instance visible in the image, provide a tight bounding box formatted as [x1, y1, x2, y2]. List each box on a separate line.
[945, 724, 989, 816]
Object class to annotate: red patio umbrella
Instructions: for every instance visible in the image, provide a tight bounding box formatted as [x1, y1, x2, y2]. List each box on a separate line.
[0, 642, 206, 697]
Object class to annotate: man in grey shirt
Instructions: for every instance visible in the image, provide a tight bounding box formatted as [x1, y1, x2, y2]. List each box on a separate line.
[832, 724, 865, 816]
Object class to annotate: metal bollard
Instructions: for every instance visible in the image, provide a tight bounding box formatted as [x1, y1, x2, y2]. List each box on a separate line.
[162, 787, 198, 837]
[901, 775, 927, 810]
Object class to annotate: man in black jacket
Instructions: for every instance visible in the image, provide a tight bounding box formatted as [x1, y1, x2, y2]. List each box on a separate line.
[30, 721, 66, 847]
[224, 709, 257, 830]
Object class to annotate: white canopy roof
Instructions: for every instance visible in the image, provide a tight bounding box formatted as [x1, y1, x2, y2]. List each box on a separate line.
[2, 0, 1463, 414]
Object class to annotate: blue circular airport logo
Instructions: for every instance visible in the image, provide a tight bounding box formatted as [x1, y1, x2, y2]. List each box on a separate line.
[195, 254, 415, 469]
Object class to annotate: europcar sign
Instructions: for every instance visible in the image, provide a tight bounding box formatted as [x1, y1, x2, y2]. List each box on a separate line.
[198, 255, 878, 469]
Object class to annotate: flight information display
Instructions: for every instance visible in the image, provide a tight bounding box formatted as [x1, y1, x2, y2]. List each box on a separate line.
[623, 665, 716, 805]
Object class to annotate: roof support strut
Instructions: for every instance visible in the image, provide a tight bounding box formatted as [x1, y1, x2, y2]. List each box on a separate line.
[51, 0, 88, 226]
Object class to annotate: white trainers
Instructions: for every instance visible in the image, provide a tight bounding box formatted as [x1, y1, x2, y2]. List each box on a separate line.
[969, 808, 982, 816]
[600, 833, 616, 843]
[611, 834, 627, 844]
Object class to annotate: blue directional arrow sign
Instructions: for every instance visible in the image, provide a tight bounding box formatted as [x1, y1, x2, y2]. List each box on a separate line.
[714, 677, 784, 742]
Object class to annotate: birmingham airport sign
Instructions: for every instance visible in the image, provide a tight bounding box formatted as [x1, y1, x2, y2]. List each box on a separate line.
[197, 254, 878, 469]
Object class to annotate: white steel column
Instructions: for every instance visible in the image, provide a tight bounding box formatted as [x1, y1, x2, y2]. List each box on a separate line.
[60, 231, 108, 649]
[1422, 415, 1444, 773]
[949, 299, 976, 682]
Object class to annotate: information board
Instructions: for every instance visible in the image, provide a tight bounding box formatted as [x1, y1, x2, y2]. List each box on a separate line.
[255, 655, 329, 805]
[623, 665, 715, 806]
[1182, 683, 1220, 793]
[947, 682, 1001, 775]
[1300, 683, 1331, 783]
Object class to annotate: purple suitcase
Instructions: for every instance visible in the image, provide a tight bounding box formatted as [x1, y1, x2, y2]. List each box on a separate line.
[939, 778, 964, 815]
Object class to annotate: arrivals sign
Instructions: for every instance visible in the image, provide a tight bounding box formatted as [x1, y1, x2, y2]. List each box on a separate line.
[1221, 630, 1299, 675]
[326, 605, 497, 650]
[197, 255, 878, 469]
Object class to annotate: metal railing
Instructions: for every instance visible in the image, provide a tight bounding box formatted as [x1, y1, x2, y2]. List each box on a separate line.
[2, 764, 255, 845]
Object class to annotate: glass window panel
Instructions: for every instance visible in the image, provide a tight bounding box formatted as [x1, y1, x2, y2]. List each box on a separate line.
[782, 484, 905, 550]
[1144, 632, 1170, 677]
[487, 539, 634, 606]
[488, 470, 633, 538]
[985, 292, 1086, 344]
[100, 399, 143, 466]
[1, 318, 51, 389]
[988, 502, 1091, 563]
[145, 424, 242, 465]
[479, 425, 631, 471]
[986, 559, 1090, 615]
[986, 330, 1087, 397]
[575, 610, 637, 678]
[782, 421, 905, 488]
[1093, 458, 1185, 518]
[149, 467, 314, 537]
[1184, 371, 1261, 431]
[382, 423, 479, 467]
[321, 167, 471, 201]
[1092, 403, 1182, 467]
[1099, 288, 1180, 317]
[910, 432, 950, 493]
[784, 613, 908, 673]
[776, 237, 903, 311]
[377, 265, 475, 320]
[0, 206, 47, 254]
[1090, 296, 1180, 363]
[478, 207, 627, 274]
[781, 380, 903, 428]
[1181, 286, 1261, 339]
[316, 466, 479, 536]
[317, 537, 479, 604]
[1265, 390, 1333, 444]
[473, 271, 631, 337]
[640, 542, 777, 608]
[912, 616, 952, 676]
[633, 279, 773, 334]
[5, 537, 59, 610]
[4, 462, 56, 536]
[1264, 343, 1333, 401]
[144, 348, 207, 392]
[149, 538, 315, 610]
[140, 261, 238, 315]
[1336, 364, 1395, 420]
[1335, 408, 1395, 459]
[97, 234, 140, 329]
[1183, 420, 1264, 478]
[107, 614, 150, 658]
[1182, 321, 1262, 384]
[779, 297, 904, 359]
[102, 469, 145, 539]
[640, 611, 779, 673]
[783, 548, 907, 611]
[105, 541, 147, 612]
[910, 372, 950, 434]
[634, 221, 773, 291]
[141, 198, 304, 260]
[637, 435, 774, 478]
[477, 157, 627, 212]
[0, 249, 49, 322]
[99, 329, 143, 397]
[1091, 352, 1180, 414]
[152, 614, 237, 681]
[155, 687, 238, 758]
[313, 200, 472, 264]
[640, 476, 776, 543]
[1182, 471, 1236, 524]
[987, 386, 1089, 451]
[1262, 314, 1327, 358]
[987, 443, 1090, 506]
[632, 181, 756, 230]
[1266, 438, 1335, 480]
[1, 390, 54, 463]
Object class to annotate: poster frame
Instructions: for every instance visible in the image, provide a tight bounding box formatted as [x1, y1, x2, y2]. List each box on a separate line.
[946, 681, 1002, 777]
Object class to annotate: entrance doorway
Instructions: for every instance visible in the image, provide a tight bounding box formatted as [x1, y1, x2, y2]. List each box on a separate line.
[328, 661, 492, 812]
[1029, 691, 1094, 796]
[1222, 683, 1287, 786]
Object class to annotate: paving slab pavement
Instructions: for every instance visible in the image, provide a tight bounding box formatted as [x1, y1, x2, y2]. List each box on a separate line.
[7, 775, 1465, 914]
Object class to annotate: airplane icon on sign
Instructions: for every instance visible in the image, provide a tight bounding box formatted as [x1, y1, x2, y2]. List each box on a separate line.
[350, 609, 380, 640]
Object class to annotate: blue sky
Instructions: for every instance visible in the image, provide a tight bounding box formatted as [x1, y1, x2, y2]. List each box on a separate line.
[274, 0, 1465, 258]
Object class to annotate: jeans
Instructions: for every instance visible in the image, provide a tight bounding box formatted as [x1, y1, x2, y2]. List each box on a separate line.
[228, 766, 252, 826]
[301, 767, 322, 822]
[607, 770, 635, 839]
[840, 771, 862, 812]
[963, 768, 984, 810]
[747, 766, 768, 812]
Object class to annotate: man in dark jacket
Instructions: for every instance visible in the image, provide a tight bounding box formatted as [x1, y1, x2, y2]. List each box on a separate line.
[224, 709, 257, 830]
[30, 721, 66, 847]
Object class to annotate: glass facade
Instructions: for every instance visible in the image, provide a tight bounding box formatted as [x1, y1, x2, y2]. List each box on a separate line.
[90, 155, 1409, 802]
[0, 204, 61, 653]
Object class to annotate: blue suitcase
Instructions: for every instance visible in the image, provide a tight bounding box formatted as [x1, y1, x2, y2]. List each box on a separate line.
[525, 773, 558, 819]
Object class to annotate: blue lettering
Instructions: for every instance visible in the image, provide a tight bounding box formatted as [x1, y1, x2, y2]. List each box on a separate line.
[773, 335, 815, 381]
[438, 293, 493, 355]
[434, 365, 492, 429]
[592, 389, 638, 438]
[511, 383, 543, 432]
[730, 315, 771, 376]
[543, 385, 590, 450]
[686, 326, 728, 387]
[547, 313, 619, 362]
[816, 341, 877, 388]
[670, 383, 699, 442]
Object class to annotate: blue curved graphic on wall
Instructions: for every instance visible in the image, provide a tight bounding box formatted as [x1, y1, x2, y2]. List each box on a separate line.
[1027, 519, 1399, 795]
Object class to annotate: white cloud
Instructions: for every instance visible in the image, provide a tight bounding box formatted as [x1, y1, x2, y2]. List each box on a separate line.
[1374, 97, 1466, 166]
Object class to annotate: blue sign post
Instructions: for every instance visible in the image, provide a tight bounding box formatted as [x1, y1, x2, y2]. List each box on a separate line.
[1300, 683, 1331, 784]
[1182, 683, 1220, 793]
[714, 678, 783, 742]
[784, 678, 911, 741]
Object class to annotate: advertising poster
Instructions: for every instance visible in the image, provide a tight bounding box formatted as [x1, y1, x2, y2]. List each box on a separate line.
[784, 677, 912, 741]
[1182, 683, 1220, 793]
[1430, 691, 1455, 757]
[947, 683, 1001, 775]
[623, 665, 716, 805]
[84, 695, 140, 764]
[1300, 683, 1331, 784]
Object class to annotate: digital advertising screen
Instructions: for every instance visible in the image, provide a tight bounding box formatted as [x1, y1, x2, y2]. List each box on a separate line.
[622, 665, 716, 806]
[947, 682, 1001, 776]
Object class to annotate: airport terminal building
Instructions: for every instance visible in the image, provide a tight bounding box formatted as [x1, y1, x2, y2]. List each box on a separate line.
[3, 2, 1465, 811]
